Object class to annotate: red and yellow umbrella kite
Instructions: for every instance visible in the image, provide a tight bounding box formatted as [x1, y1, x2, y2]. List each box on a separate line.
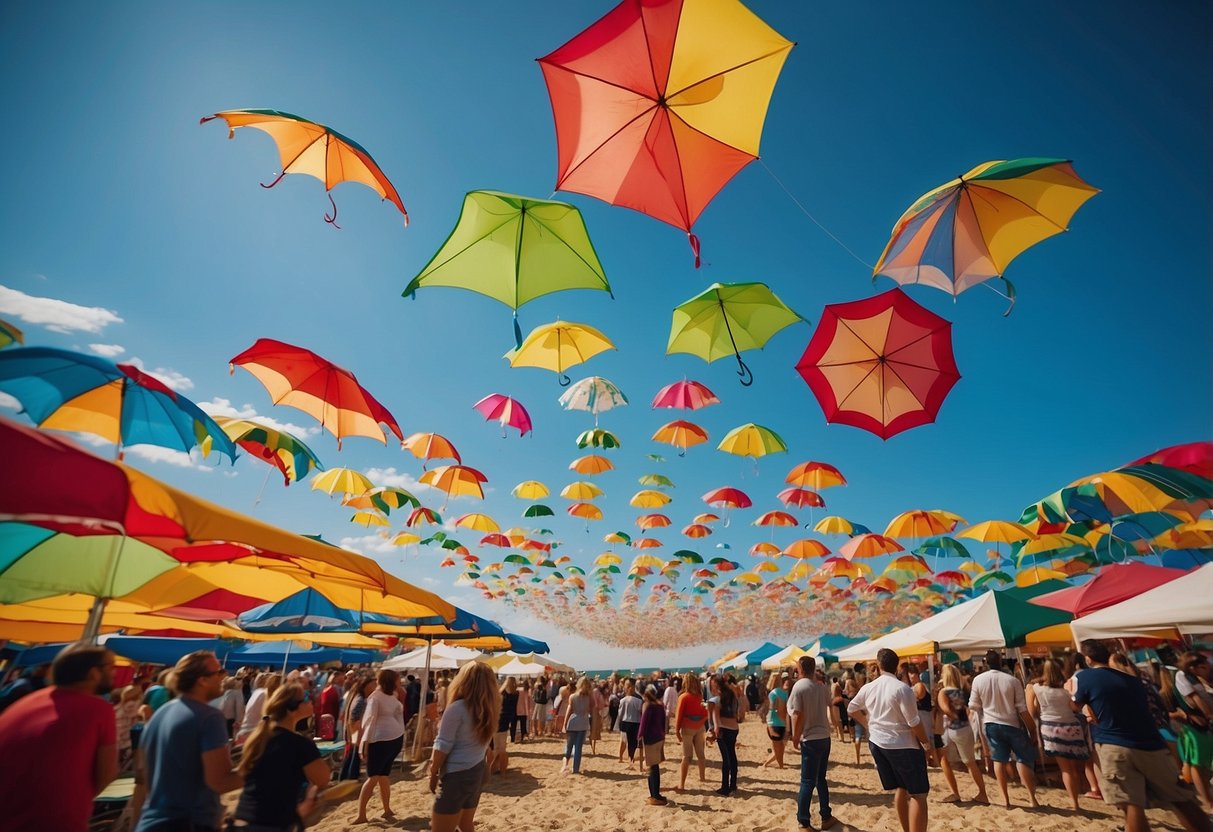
[201, 109, 407, 228]
[538, 0, 793, 266]
[796, 289, 960, 440]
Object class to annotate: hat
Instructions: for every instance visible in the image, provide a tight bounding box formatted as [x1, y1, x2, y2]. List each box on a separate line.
[645, 684, 659, 697]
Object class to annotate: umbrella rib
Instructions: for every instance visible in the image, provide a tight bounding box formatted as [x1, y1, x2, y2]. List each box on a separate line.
[278, 130, 329, 178]
[418, 213, 522, 296]
[526, 214, 608, 286]
[834, 317, 882, 357]
[832, 361, 882, 413]
[970, 181, 1068, 233]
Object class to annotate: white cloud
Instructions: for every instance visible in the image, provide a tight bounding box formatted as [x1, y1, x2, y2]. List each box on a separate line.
[125, 357, 194, 392]
[124, 444, 212, 471]
[338, 534, 400, 556]
[0, 391, 19, 410]
[364, 466, 428, 492]
[0, 284, 123, 334]
[87, 343, 125, 358]
[198, 397, 321, 438]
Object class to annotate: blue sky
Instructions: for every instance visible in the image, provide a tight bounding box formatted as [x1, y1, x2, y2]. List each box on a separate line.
[1, 2, 1209, 668]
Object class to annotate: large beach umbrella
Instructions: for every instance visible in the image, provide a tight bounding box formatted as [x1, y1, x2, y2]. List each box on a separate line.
[538, 0, 793, 265]
[507, 321, 616, 386]
[230, 338, 402, 449]
[873, 158, 1097, 312]
[403, 191, 612, 345]
[0, 347, 237, 461]
[201, 109, 408, 227]
[796, 288, 960, 439]
[668, 282, 806, 386]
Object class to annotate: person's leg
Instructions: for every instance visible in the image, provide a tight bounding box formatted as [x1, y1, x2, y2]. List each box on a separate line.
[1191, 765, 1213, 810]
[717, 728, 738, 793]
[1171, 798, 1213, 832]
[510, 714, 517, 743]
[1123, 804, 1149, 832]
[648, 764, 661, 798]
[774, 738, 786, 768]
[894, 787, 910, 832]
[908, 793, 928, 832]
[378, 776, 394, 818]
[572, 730, 585, 773]
[811, 738, 833, 823]
[355, 775, 376, 823]
[696, 731, 707, 782]
[994, 762, 1011, 806]
[797, 745, 814, 829]
[966, 760, 990, 803]
[563, 731, 574, 771]
[1058, 756, 1082, 810]
[431, 811, 461, 832]
[679, 755, 690, 790]
[459, 806, 479, 832]
[854, 735, 861, 764]
[940, 754, 960, 801]
[727, 729, 739, 790]
[1016, 760, 1039, 807]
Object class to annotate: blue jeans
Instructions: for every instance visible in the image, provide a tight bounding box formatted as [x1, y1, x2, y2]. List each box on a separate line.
[564, 729, 586, 772]
[797, 738, 832, 827]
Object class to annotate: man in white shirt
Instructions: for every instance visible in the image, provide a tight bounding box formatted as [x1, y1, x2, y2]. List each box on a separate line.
[848, 648, 931, 832]
[968, 650, 1039, 808]
[788, 655, 838, 831]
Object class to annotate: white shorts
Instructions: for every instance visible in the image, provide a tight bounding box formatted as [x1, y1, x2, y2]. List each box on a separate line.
[534, 703, 551, 721]
[944, 725, 976, 764]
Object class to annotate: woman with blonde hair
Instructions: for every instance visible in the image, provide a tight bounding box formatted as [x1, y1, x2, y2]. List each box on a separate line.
[1027, 658, 1087, 811]
[562, 676, 593, 774]
[339, 673, 376, 782]
[429, 661, 500, 832]
[937, 663, 989, 804]
[232, 683, 330, 831]
[494, 676, 518, 774]
[354, 669, 405, 824]
[674, 672, 708, 791]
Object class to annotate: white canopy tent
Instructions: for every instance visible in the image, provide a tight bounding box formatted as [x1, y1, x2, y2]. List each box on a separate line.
[381, 642, 483, 671]
[1071, 563, 1213, 641]
[759, 641, 821, 671]
[496, 657, 548, 677]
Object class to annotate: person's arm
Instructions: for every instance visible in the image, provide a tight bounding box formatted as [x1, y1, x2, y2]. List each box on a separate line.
[93, 742, 118, 794]
[202, 746, 243, 794]
[1015, 681, 1035, 738]
[428, 749, 449, 793]
[1025, 684, 1039, 719]
[846, 687, 868, 729]
[936, 688, 956, 719]
[1186, 692, 1213, 721]
[303, 757, 330, 789]
[360, 694, 379, 756]
[674, 695, 685, 741]
[897, 687, 929, 747]
[789, 701, 805, 751]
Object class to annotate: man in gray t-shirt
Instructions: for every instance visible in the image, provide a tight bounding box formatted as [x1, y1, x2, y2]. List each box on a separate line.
[787, 656, 838, 830]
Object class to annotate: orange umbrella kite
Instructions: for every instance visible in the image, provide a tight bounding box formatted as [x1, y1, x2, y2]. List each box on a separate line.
[796, 289, 960, 440]
[230, 339, 403, 449]
[201, 109, 407, 228]
[538, 0, 793, 266]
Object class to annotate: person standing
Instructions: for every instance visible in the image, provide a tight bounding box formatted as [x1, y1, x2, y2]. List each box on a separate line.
[848, 648, 930, 832]
[339, 673, 375, 782]
[0, 643, 117, 832]
[532, 674, 550, 738]
[210, 676, 245, 740]
[788, 655, 838, 832]
[969, 650, 1040, 808]
[662, 675, 680, 732]
[354, 669, 405, 824]
[429, 662, 499, 832]
[231, 683, 330, 831]
[639, 685, 669, 805]
[764, 674, 792, 769]
[562, 676, 593, 774]
[936, 663, 989, 804]
[515, 679, 532, 744]
[1176, 652, 1213, 811]
[317, 668, 345, 742]
[675, 672, 709, 791]
[1074, 640, 1211, 832]
[707, 673, 740, 795]
[617, 679, 644, 769]
[1027, 658, 1088, 811]
[136, 651, 241, 832]
[495, 677, 519, 774]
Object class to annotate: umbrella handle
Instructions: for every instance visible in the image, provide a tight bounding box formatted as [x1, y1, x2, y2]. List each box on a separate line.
[323, 193, 341, 229]
[558, 373, 571, 387]
[735, 355, 753, 387]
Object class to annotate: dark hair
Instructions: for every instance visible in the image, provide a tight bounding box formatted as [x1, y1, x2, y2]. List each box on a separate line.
[985, 650, 1003, 671]
[377, 668, 400, 695]
[170, 651, 218, 694]
[876, 648, 899, 674]
[1080, 640, 1111, 665]
[1179, 652, 1209, 676]
[797, 655, 816, 676]
[51, 644, 110, 686]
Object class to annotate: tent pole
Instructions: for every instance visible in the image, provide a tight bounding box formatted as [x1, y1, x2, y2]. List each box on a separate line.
[83, 534, 129, 642]
[82, 597, 109, 644]
[281, 640, 293, 676]
[412, 636, 433, 762]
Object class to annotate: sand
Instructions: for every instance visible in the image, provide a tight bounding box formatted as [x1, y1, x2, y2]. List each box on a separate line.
[286, 720, 1171, 831]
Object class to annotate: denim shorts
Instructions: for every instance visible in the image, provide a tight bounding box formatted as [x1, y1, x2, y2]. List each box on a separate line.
[984, 722, 1038, 764]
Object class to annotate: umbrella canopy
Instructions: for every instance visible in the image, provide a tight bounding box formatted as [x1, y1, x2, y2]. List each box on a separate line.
[310, 467, 373, 497]
[1029, 563, 1190, 618]
[230, 338, 402, 449]
[205, 416, 322, 485]
[569, 454, 614, 475]
[0, 319, 24, 349]
[576, 427, 621, 449]
[496, 656, 548, 677]
[1069, 563, 1213, 641]
[885, 510, 955, 538]
[419, 465, 488, 500]
[652, 419, 708, 456]
[403, 191, 611, 342]
[777, 488, 824, 509]
[538, 0, 793, 265]
[668, 282, 805, 386]
[796, 288, 960, 439]
[957, 520, 1035, 545]
[0, 347, 237, 461]
[558, 376, 628, 424]
[511, 481, 549, 499]
[717, 423, 787, 459]
[874, 158, 1097, 310]
[472, 394, 533, 437]
[201, 108, 407, 226]
[651, 379, 720, 410]
[507, 321, 616, 386]
[786, 461, 846, 490]
[401, 432, 461, 468]
[1125, 441, 1213, 480]
[560, 481, 604, 501]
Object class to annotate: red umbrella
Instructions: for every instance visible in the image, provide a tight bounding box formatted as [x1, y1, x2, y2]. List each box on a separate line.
[1029, 563, 1189, 617]
[538, 0, 793, 266]
[651, 380, 720, 410]
[472, 393, 533, 437]
[701, 487, 752, 509]
[1124, 442, 1213, 480]
[796, 289, 960, 439]
[776, 487, 825, 509]
[230, 339, 402, 449]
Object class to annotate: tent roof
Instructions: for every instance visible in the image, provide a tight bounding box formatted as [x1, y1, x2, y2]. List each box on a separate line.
[1030, 563, 1190, 618]
[1071, 563, 1213, 641]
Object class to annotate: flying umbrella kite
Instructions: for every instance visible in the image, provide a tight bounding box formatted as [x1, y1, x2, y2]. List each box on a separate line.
[420, 465, 488, 504]
[203, 417, 322, 486]
[523, 504, 555, 518]
[570, 454, 614, 475]
[630, 490, 672, 508]
[651, 379, 720, 410]
[559, 376, 628, 425]
[702, 486, 751, 526]
[576, 427, 621, 450]
[507, 321, 616, 386]
[0, 347, 237, 462]
[0, 319, 23, 349]
[638, 474, 675, 489]
[401, 432, 461, 468]
[200, 109, 407, 227]
[402, 191, 612, 345]
[873, 158, 1098, 313]
[472, 394, 533, 438]
[310, 467, 373, 497]
[651, 419, 708, 456]
[560, 481, 604, 501]
[717, 423, 787, 460]
[343, 486, 420, 515]
[786, 461, 846, 490]
[796, 289, 960, 439]
[776, 488, 824, 509]
[668, 282, 805, 386]
[230, 339, 403, 449]
[538, 0, 793, 266]
[512, 481, 550, 499]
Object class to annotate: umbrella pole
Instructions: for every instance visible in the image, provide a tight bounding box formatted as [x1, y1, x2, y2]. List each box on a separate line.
[82, 597, 109, 644]
[254, 466, 273, 506]
[412, 636, 433, 762]
[716, 297, 753, 386]
[83, 533, 130, 643]
[281, 640, 293, 676]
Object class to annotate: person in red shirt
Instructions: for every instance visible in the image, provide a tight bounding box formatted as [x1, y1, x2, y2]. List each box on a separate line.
[0, 642, 118, 832]
[317, 669, 345, 740]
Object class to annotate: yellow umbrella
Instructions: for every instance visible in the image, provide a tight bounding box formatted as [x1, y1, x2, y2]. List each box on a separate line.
[1016, 566, 1067, 587]
[716, 423, 788, 459]
[733, 572, 764, 586]
[391, 532, 421, 546]
[350, 511, 389, 527]
[311, 467, 373, 497]
[506, 320, 616, 385]
[511, 480, 549, 499]
[957, 560, 986, 575]
[783, 539, 830, 559]
[813, 515, 855, 535]
[594, 553, 622, 566]
[754, 561, 780, 574]
[631, 554, 663, 569]
[455, 513, 499, 533]
[956, 519, 1035, 544]
[630, 490, 672, 508]
[420, 465, 488, 501]
[569, 454, 614, 475]
[560, 481, 604, 501]
[884, 510, 954, 538]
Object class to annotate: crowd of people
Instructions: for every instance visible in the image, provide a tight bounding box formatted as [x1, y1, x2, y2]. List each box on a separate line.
[1, 640, 1212, 832]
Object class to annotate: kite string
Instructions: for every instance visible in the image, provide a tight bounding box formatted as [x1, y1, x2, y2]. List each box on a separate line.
[759, 159, 874, 271]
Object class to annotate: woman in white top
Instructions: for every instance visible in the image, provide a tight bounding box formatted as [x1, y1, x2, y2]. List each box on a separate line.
[355, 669, 406, 824]
[1027, 659, 1086, 811]
[236, 672, 280, 744]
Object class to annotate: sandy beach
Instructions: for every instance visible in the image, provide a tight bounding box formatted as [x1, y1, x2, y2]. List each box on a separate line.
[290, 720, 1151, 832]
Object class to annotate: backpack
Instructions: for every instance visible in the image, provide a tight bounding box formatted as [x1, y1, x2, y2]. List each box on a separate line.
[533, 684, 549, 705]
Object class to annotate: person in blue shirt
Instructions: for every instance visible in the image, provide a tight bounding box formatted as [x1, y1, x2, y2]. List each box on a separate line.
[1072, 640, 1211, 832]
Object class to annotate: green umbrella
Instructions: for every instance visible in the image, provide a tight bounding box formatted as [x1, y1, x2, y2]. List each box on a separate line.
[638, 473, 675, 488]
[523, 504, 554, 518]
[403, 191, 613, 345]
[667, 282, 806, 386]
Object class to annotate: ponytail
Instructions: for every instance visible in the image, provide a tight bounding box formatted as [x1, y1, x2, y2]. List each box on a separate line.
[237, 683, 306, 775]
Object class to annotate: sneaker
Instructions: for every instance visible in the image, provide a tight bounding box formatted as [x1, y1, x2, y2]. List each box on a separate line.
[820, 817, 839, 830]
[647, 796, 669, 806]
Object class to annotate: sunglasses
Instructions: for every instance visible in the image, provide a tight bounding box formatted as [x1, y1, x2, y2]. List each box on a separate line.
[202, 668, 228, 677]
